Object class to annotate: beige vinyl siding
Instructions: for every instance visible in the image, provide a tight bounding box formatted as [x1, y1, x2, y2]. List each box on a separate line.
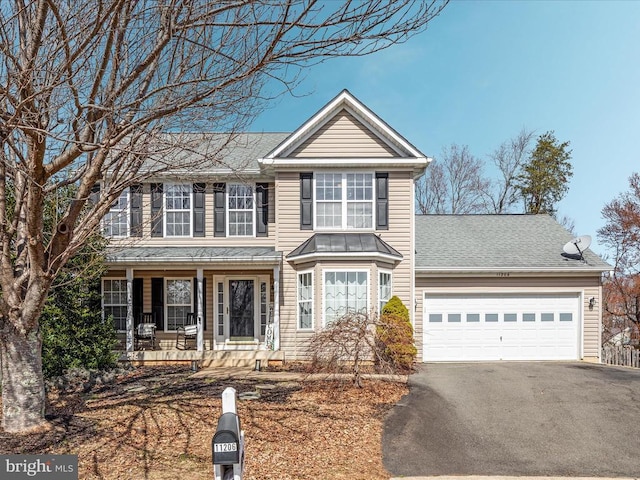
[290, 111, 397, 158]
[275, 170, 415, 360]
[105, 268, 273, 350]
[414, 275, 603, 361]
[113, 182, 277, 248]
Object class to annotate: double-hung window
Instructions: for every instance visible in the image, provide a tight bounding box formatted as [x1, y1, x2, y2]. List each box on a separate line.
[103, 189, 129, 237]
[315, 173, 373, 229]
[228, 184, 254, 236]
[298, 271, 314, 330]
[379, 271, 392, 313]
[324, 270, 368, 325]
[103, 279, 128, 331]
[165, 184, 191, 236]
[166, 279, 192, 331]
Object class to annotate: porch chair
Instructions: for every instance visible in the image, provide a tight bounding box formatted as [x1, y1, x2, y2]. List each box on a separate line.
[135, 312, 157, 350]
[176, 312, 197, 350]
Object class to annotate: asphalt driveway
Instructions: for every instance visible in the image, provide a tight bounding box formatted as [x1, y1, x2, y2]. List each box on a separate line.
[383, 362, 640, 477]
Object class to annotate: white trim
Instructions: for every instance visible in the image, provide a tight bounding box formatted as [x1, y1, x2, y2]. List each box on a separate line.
[164, 277, 194, 332]
[322, 269, 370, 327]
[314, 172, 375, 231]
[223, 275, 262, 342]
[416, 267, 610, 275]
[226, 182, 256, 237]
[297, 270, 314, 331]
[102, 277, 128, 333]
[378, 269, 393, 314]
[273, 265, 281, 350]
[102, 188, 130, 238]
[163, 183, 193, 238]
[422, 287, 584, 361]
[261, 90, 427, 160]
[260, 158, 428, 168]
[287, 251, 401, 264]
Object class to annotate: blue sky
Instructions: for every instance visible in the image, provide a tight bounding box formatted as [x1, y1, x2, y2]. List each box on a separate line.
[250, 0, 640, 258]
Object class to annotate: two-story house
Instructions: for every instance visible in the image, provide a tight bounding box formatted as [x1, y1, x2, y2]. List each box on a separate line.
[103, 90, 610, 366]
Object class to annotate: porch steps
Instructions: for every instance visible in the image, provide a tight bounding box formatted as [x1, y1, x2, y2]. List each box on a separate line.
[120, 349, 285, 368]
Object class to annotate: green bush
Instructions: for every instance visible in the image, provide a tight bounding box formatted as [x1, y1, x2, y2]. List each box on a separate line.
[40, 273, 119, 379]
[377, 296, 416, 372]
[381, 295, 410, 320]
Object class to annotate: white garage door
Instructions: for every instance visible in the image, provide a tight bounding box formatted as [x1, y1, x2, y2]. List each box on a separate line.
[423, 293, 580, 361]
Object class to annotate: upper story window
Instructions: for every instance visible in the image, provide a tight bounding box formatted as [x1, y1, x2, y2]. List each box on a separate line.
[315, 173, 373, 230]
[103, 189, 129, 237]
[228, 184, 254, 236]
[165, 184, 191, 237]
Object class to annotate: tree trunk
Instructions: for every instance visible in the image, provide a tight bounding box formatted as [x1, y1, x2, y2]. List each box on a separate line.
[0, 323, 50, 433]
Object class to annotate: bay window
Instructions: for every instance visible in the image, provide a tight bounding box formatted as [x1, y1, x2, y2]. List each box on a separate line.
[298, 271, 314, 330]
[324, 270, 368, 325]
[379, 271, 392, 313]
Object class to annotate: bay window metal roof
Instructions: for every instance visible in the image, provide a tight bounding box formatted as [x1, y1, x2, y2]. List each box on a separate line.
[286, 233, 402, 264]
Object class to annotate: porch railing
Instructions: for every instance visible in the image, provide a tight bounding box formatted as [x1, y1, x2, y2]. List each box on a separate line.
[602, 345, 640, 368]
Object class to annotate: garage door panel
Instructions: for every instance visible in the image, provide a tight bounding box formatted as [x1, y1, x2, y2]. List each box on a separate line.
[423, 293, 580, 362]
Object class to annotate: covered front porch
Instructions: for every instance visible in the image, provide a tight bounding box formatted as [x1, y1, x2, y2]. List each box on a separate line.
[104, 246, 283, 364]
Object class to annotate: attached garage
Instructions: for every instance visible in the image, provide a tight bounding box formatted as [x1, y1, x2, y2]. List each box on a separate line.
[423, 292, 580, 361]
[414, 215, 612, 363]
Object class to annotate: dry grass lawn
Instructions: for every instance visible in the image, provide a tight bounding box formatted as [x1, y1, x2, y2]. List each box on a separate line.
[0, 366, 407, 479]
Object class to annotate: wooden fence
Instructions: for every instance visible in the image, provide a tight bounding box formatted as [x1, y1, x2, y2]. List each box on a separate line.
[602, 345, 640, 368]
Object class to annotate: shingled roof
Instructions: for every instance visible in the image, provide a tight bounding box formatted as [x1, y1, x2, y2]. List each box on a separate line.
[415, 214, 611, 274]
[142, 132, 289, 176]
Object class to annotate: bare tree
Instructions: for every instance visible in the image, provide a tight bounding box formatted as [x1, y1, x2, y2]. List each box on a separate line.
[416, 144, 489, 214]
[308, 312, 379, 388]
[415, 160, 447, 213]
[0, 0, 448, 433]
[484, 128, 534, 213]
[598, 173, 640, 342]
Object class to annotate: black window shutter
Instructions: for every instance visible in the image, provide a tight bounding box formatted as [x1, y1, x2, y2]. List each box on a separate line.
[193, 183, 206, 237]
[130, 184, 143, 237]
[151, 278, 164, 330]
[132, 278, 143, 326]
[300, 173, 313, 230]
[256, 183, 268, 237]
[151, 183, 163, 237]
[376, 172, 389, 230]
[194, 277, 207, 330]
[214, 183, 226, 237]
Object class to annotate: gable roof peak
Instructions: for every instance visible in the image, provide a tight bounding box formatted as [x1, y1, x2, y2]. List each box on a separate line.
[260, 89, 427, 162]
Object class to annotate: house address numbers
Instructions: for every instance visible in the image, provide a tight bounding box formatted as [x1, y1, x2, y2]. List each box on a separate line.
[214, 443, 238, 453]
[496, 272, 510, 277]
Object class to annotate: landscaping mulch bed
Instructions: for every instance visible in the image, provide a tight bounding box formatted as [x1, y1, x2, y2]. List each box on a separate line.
[0, 366, 407, 479]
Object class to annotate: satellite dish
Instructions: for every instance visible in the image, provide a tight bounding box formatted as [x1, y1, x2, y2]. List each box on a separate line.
[563, 235, 591, 260]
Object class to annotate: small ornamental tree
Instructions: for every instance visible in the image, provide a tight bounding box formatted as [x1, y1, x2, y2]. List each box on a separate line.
[377, 296, 416, 372]
[308, 312, 377, 388]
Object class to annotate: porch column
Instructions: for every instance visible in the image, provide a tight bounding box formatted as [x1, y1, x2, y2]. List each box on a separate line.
[273, 265, 280, 350]
[126, 268, 134, 353]
[197, 268, 204, 352]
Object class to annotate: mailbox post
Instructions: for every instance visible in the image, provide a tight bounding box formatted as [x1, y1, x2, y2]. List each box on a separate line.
[212, 387, 244, 480]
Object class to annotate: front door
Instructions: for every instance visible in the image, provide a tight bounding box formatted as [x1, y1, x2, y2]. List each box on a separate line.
[229, 279, 254, 338]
